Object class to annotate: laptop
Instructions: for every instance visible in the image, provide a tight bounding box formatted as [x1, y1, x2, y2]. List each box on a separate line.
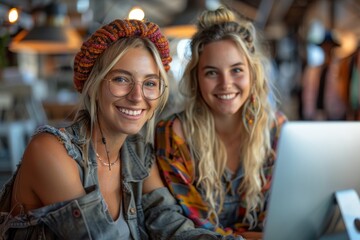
[263, 121, 360, 240]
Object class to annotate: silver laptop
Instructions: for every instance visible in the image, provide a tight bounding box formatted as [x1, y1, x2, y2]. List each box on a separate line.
[263, 121, 360, 240]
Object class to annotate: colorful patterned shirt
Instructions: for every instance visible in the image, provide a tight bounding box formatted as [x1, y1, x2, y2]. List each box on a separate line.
[155, 111, 287, 237]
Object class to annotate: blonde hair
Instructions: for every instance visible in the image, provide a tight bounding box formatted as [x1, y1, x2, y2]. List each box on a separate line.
[74, 37, 169, 165]
[179, 6, 276, 228]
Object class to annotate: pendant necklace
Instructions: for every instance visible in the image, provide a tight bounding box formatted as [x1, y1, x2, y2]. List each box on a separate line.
[97, 122, 119, 171]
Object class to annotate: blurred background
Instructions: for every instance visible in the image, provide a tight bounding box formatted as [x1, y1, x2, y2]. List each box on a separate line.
[0, 0, 360, 182]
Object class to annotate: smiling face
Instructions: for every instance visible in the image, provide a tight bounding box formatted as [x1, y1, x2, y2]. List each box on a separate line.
[197, 39, 251, 119]
[97, 46, 160, 135]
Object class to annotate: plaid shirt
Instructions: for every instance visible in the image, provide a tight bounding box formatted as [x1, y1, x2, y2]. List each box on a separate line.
[155, 111, 287, 236]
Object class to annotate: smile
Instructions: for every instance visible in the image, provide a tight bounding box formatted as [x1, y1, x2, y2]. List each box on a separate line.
[216, 93, 237, 100]
[119, 108, 143, 116]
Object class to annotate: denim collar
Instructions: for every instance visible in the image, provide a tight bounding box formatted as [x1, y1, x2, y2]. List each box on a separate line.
[121, 135, 151, 182]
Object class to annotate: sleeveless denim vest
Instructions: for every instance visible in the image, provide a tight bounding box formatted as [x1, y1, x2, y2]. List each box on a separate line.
[0, 122, 152, 239]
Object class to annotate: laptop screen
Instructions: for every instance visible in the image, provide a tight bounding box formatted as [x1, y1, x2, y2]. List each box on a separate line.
[263, 121, 360, 240]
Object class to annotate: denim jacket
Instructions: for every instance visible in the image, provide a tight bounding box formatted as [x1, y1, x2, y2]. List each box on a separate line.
[0, 122, 234, 240]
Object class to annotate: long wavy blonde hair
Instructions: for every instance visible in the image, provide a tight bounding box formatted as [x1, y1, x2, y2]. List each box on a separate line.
[179, 6, 276, 228]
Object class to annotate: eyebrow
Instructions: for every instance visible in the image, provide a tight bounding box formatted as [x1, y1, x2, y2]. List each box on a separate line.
[108, 69, 131, 76]
[202, 62, 245, 70]
[107, 69, 160, 79]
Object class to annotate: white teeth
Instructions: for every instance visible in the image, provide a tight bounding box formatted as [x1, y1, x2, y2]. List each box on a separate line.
[119, 108, 142, 116]
[217, 93, 236, 100]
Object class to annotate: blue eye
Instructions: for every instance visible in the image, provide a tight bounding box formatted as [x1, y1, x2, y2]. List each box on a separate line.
[111, 76, 131, 84]
[143, 78, 160, 88]
[232, 68, 243, 73]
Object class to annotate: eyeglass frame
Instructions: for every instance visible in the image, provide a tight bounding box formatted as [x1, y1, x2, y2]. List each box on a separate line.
[104, 71, 167, 100]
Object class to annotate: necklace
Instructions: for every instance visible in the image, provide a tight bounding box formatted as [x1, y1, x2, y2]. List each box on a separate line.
[95, 152, 120, 168]
[98, 121, 119, 171]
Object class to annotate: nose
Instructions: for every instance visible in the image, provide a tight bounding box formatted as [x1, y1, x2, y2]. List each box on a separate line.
[219, 72, 232, 90]
[127, 82, 143, 102]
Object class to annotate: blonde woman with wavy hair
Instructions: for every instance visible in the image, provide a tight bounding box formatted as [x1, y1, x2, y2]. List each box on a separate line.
[155, 6, 286, 239]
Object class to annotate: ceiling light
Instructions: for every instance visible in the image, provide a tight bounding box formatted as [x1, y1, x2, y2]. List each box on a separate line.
[9, 2, 81, 54]
[8, 8, 18, 23]
[10, 26, 82, 54]
[128, 7, 145, 21]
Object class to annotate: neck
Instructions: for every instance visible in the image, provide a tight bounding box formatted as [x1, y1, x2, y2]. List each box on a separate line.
[214, 114, 243, 138]
[93, 122, 125, 170]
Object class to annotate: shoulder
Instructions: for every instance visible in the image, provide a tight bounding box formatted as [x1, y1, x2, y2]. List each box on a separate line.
[35, 125, 69, 141]
[156, 112, 185, 140]
[172, 117, 185, 140]
[34, 124, 84, 160]
[22, 132, 79, 177]
[18, 131, 83, 207]
[26, 131, 68, 160]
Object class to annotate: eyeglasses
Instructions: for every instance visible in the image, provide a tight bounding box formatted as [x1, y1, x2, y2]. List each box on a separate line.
[106, 74, 167, 100]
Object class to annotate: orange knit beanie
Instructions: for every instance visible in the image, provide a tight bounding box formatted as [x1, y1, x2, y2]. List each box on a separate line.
[73, 19, 171, 93]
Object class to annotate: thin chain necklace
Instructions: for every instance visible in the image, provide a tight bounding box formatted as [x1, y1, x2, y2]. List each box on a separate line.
[95, 151, 120, 169]
[98, 121, 119, 171]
